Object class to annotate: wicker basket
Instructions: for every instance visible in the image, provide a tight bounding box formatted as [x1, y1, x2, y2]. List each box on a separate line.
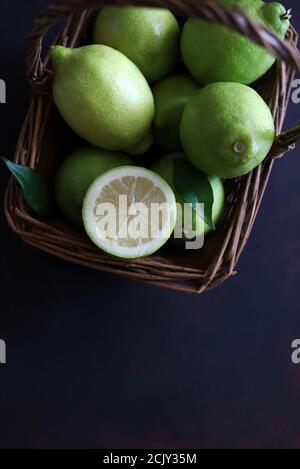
[4, 0, 300, 293]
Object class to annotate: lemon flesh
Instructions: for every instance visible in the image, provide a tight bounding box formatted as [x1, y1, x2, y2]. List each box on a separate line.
[83, 167, 177, 259]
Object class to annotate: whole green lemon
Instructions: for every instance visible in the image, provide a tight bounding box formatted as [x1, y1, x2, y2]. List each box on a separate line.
[93, 6, 180, 84]
[152, 74, 199, 152]
[51, 45, 154, 154]
[181, 0, 290, 85]
[180, 82, 275, 179]
[151, 153, 225, 240]
[55, 146, 132, 226]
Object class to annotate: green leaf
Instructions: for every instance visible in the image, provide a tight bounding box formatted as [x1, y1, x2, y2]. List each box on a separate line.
[2, 157, 52, 217]
[173, 158, 216, 231]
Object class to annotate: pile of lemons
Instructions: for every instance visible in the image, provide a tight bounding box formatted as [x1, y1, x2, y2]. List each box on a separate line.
[53, 1, 289, 259]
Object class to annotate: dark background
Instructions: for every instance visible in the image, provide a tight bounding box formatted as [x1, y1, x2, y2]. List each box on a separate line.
[1, 0, 300, 449]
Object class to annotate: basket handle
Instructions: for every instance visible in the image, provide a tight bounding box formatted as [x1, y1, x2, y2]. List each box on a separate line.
[26, 0, 300, 153]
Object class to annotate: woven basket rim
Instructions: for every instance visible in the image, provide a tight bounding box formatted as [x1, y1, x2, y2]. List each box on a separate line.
[4, 0, 300, 294]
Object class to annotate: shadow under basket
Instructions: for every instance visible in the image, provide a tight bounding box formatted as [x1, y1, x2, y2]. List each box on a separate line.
[4, 0, 300, 294]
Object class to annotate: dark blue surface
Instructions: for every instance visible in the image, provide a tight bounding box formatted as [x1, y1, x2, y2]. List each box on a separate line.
[1, 0, 300, 449]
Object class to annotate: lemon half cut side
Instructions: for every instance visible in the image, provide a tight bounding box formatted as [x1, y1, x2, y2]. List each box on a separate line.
[83, 166, 177, 259]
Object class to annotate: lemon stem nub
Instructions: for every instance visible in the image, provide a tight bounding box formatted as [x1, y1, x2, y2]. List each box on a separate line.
[281, 9, 292, 21]
[233, 141, 247, 155]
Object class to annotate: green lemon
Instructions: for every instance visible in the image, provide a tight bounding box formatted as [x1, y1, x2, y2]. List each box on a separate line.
[151, 153, 225, 240]
[51, 45, 154, 154]
[180, 82, 275, 179]
[93, 6, 180, 84]
[55, 146, 133, 226]
[181, 0, 290, 85]
[152, 74, 199, 152]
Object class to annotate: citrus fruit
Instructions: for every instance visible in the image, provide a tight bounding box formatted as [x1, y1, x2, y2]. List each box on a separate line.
[151, 153, 225, 240]
[93, 6, 180, 84]
[152, 74, 199, 152]
[51, 45, 154, 154]
[181, 0, 290, 85]
[180, 82, 275, 179]
[83, 166, 177, 259]
[55, 146, 132, 226]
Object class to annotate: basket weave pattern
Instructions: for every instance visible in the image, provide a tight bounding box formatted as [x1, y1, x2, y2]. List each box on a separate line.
[4, 0, 300, 293]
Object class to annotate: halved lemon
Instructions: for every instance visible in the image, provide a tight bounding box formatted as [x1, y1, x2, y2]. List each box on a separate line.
[83, 166, 177, 259]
